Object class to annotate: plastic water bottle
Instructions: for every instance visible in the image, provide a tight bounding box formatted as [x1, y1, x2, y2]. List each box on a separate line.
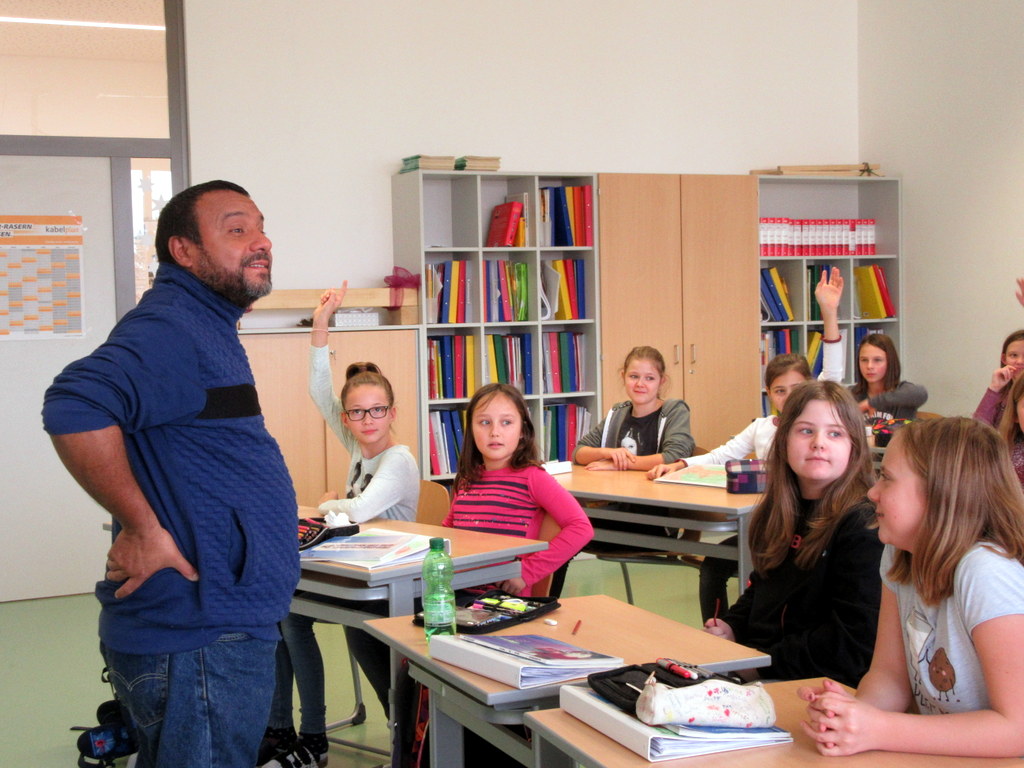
[421, 537, 456, 641]
[421, 537, 456, 642]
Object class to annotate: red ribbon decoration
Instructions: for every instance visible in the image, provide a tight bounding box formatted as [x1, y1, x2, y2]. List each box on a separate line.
[384, 266, 421, 310]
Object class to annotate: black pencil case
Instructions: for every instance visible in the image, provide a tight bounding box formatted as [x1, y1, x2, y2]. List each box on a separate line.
[297, 517, 360, 550]
[412, 589, 560, 634]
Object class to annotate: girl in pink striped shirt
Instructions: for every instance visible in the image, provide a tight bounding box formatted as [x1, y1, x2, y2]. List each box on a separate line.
[444, 383, 593, 596]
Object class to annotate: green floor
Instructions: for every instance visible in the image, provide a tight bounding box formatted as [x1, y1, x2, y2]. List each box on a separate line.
[0, 555, 726, 767]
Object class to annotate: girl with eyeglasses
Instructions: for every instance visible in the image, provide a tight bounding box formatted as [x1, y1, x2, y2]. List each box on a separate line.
[260, 283, 419, 768]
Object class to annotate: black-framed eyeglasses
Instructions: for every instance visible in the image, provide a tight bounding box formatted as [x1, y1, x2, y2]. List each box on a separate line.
[344, 405, 391, 421]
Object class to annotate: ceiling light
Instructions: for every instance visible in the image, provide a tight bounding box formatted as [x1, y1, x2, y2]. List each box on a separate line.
[0, 17, 165, 31]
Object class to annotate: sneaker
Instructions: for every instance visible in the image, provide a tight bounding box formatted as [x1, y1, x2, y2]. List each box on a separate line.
[261, 744, 322, 768]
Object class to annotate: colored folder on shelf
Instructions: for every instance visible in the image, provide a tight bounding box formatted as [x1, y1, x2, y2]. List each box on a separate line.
[853, 265, 887, 319]
[486, 201, 524, 248]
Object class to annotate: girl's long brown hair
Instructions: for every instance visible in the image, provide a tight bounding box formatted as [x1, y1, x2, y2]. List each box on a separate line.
[888, 417, 1024, 604]
[749, 380, 873, 574]
[453, 383, 540, 493]
[998, 372, 1024, 446]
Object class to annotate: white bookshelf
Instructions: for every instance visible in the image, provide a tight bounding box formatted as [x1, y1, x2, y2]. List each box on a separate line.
[758, 175, 902, 396]
[392, 170, 602, 480]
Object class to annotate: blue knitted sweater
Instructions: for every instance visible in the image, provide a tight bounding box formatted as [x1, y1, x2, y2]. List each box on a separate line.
[43, 264, 299, 654]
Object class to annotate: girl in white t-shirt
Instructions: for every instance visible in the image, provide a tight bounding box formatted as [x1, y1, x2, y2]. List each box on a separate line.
[800, 417, 1024, 758]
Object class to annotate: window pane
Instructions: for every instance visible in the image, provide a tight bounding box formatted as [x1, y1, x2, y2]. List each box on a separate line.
[131, 158, 172, 301]
[0, 1, 168, 138]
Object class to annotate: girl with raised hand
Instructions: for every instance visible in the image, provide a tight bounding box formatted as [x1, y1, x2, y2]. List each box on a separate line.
[800, 417, 1024, 758]
[261, 284, 419, 768]
[704, 380, 881, 686]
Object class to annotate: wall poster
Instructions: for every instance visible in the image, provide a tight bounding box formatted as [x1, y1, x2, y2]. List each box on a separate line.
[0, 214, 84, 338]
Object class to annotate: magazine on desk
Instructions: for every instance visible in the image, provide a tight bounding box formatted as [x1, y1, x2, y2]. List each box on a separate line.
[429, 634, 623, 688]
[560, 685, 791, 761]
[653, 464, 727, 489]
[298, 528, 431, 569]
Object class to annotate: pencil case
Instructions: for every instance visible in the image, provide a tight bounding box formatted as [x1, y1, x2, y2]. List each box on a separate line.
[725, 459, 766, 494]
[297, 517, 359, 550]
[587, 662, 739, 715]
[412, 589, 560, 634]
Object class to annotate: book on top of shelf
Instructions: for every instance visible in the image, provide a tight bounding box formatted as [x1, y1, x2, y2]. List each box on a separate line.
[400, 155, 456, 173]
[455, 155, 501, 171]
[486, 201, 524, 248]
[653, 464, 727, 488]
[428, 634, 623, 688]
[560, 685, 792, 763]
[299, 528, 431, 568]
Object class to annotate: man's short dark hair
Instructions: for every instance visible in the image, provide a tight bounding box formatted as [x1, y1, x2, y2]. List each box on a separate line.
[154, 180, 250, 263]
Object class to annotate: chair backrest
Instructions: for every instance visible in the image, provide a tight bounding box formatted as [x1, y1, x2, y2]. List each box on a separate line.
[692, 445, 709, 456]
[915, 411, 942, 421]
[532, 513, 563, 597]
[416, 480, 451, 526]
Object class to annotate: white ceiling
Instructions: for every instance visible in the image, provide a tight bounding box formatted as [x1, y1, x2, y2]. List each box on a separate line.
[0, 0, 165, 62]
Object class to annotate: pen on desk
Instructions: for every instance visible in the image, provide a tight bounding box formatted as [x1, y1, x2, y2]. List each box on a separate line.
[572, 619, 582, 635]
[713, 597, 720, 622]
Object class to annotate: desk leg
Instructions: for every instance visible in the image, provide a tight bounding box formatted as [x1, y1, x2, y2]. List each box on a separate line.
[428, 694, 465, 768]
[736, 514, 751, 595]
[532, 733, 574, 768]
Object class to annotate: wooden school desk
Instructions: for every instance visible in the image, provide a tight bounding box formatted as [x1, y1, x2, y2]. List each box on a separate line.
[525, 678, 1024, 768]
[364, 593, 770, 768]
[555, 467, 761, 593]
[291, 515, 548, 624]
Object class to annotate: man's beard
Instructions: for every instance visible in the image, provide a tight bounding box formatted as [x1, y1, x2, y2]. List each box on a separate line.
[192, 246, 272, 308]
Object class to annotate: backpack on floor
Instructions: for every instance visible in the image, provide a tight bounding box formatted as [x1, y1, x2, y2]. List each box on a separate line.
[71, 667, 138, 768]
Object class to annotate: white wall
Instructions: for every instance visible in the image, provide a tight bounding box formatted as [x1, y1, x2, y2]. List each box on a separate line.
[859, 0, 1024, 416]
[184, 0, 860, 291]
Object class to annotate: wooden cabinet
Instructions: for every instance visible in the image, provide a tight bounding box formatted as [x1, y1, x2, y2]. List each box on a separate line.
[241, 328, 420, 506]
[598, 174, 760, 449]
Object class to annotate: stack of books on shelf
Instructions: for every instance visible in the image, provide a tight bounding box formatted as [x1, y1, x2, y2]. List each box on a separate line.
[400, 154, 456, 172]
[428, 408, 465, 476]
[455, 155, 501, 171]
[485, 260, 529, 322]
[751, 163, 882, 177]
[426, 334, 477, 399]
[760, 328, 795, 365]
[853, 264, 896, 320]
[542, 331, 585, 394]
[759, 267, 794, 322]
[486, 200, 525, 247]
[541, 258, 587, 321]
[543, 402, 591, 462]
[485, 332, 534, 394]
[560, 685, 792, 762]
[759, 217, 877, 257]
[538, 184, 593, 247]
[425, 260, 472, 324]
[428, 634, 623, 688]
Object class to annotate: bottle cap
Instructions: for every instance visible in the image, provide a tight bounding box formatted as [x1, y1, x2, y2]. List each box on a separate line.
[429, 537, 445, 549]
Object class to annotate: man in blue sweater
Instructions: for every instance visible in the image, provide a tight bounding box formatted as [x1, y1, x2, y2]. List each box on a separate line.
[42, 180, 299, 768]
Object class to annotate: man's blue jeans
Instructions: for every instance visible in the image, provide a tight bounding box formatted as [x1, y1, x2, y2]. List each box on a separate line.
[101, 633, 277, 768]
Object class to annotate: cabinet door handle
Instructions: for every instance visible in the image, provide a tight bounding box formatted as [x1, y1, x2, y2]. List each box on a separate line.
[690, 344, 696, 365]
[674, 344, 681, 364]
